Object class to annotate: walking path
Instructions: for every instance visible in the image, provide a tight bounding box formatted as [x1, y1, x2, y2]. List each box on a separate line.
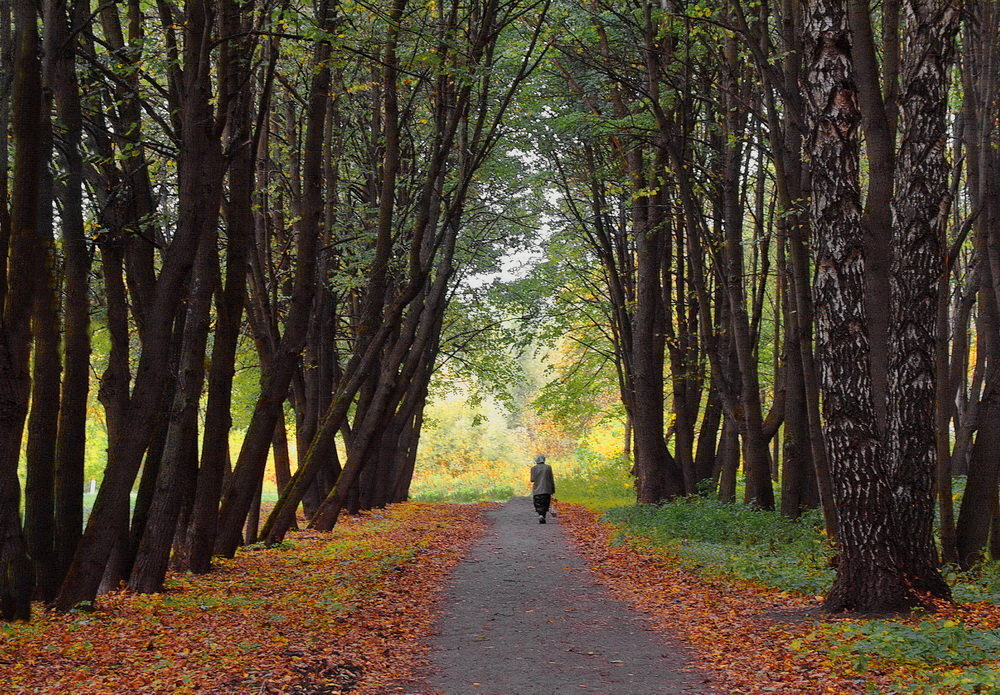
[425, 498, 704, 694]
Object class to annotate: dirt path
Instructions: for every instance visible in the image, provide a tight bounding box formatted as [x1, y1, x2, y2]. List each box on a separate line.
[424, 497, 705, 694]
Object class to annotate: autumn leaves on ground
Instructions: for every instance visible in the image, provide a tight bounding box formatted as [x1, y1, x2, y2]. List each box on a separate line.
[0, 504, 487, 694]
[3, 499, 998, 694]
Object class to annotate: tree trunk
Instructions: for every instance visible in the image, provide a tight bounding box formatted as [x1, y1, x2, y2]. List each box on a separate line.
[24, 220, 62, 601]
[47, 0, 90, 587]
[804, 0, 914, 612]
[213, 0, 332, 557]
[884, 0, 958, 597]
[0, 0, 46, 619]
[181, 0, 256, 574]
[55, 0, 222, 612]
[129, 231, 218, 594]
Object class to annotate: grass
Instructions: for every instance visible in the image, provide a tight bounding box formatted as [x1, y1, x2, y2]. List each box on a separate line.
[408, 465, 516, 503]
[603, 496, 835, 594]
[552, 469, 635, 510]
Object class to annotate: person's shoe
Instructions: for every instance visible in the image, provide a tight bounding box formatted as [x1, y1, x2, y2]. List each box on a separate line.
[538, 515, 546, 524]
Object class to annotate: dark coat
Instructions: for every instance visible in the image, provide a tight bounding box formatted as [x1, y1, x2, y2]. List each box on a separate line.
[530, 463, 555, 495]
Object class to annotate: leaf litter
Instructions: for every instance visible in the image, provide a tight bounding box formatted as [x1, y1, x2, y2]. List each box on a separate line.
[0, 502, 492, 694]
[561, 503, 1000, 694]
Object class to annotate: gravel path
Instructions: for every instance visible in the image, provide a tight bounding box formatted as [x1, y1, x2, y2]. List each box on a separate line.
[424, 497, 704, 694]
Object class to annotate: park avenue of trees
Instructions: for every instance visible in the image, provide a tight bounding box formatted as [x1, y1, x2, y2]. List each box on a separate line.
[0, 0, 994, 621]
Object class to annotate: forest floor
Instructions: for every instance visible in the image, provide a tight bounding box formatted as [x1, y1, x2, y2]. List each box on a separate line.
[0, 502, 490, 694]
[3, 500, 997, 694]
[558, 503, 868, 694]
[564, 502, 1000, 694]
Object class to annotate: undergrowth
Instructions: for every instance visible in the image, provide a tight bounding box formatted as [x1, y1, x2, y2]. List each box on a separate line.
[803, 619, 1000, 694]
[599, 496, 1000, 693]
[410, 485, 514, 503]
[603, 496, 834, 595]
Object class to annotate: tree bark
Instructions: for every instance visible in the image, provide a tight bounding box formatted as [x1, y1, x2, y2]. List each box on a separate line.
[55, 0, 223, 612]
[804, 0, 914, 612]
[0, 0, 45, 618]
[884, 0, 958, 598]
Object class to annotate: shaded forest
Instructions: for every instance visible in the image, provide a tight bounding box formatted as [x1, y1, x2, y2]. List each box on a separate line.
[0, 0, 995, 626]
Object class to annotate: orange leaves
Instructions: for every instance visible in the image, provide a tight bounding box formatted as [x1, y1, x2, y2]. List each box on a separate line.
[559, 504, 869, 694]
[0, 502, 491, 694]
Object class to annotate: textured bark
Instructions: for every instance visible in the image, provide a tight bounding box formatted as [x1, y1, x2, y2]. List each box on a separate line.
[803, 0, 911, 612]
[848, 0, 897, 432]
[885, 0, 958, 597]
[743, 0, 838, 535]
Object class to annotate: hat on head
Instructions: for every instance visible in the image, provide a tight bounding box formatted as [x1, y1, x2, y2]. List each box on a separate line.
[534, 454, 546, 464]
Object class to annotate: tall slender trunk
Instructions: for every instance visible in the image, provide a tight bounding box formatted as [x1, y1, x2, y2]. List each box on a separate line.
[51, 0, 90, 586]
[214, 0, 334, 557]
[0, 0, 45, 619]
[55, 0, 222, 612]
[129, 231, 218, 594]
[884, 0, 958, 598]
[24, 219, 62, 601]
[182, 0, 257, 574]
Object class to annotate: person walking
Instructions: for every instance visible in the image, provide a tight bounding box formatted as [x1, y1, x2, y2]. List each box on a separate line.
[530, 454, 555, 524]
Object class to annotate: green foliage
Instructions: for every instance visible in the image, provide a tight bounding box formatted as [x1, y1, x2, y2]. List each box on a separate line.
[804, 620, 1000, 694]
[948, 561, 1000, 604]
[825, 620, 1000, 668]
[410, 390, 527, 503]
[603, 497, 835, 594]
[550, 455, 633, 510]
[603, 496, 1000, 609]
[410, 484, 515, 504]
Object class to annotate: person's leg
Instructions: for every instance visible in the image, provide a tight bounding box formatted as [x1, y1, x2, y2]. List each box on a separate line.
[539, 494, 551, 516]
[533, 494, 545, 515]
[533, 494, 547, 523]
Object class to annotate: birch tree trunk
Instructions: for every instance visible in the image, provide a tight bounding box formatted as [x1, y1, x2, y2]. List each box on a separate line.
[886, 0, 959, 597]
[803, 0, 911, 612]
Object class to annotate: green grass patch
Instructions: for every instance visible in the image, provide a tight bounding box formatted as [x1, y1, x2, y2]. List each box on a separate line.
[551, 457, 635, 510]
[555, 474, 634, 510]
[802, 619, 1000, 694]
[603, 496, 834, 594]
[948, 561, 1000, 604]
[601, 496, 1000, 603]
[410, 484, 514, 503]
